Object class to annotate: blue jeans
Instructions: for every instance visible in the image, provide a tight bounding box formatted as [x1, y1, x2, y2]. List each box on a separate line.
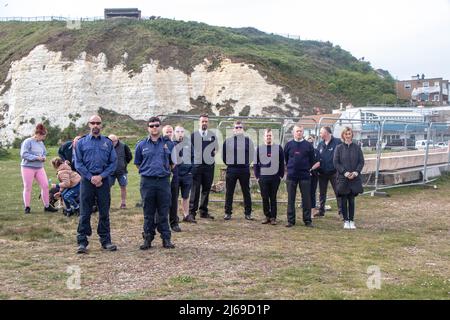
[77, 178, 112, 247]
[140, 176, 171, 240]
[61, 183, 80, 210]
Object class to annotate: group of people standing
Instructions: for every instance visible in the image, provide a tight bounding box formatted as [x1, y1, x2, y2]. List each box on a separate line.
[20, 113, 365, 254]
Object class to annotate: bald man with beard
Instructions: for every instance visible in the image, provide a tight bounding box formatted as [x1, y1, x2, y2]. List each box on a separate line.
[74, 115, 118, 254]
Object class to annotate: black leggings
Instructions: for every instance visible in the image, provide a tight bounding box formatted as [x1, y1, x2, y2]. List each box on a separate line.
[341, 194, 356, 221]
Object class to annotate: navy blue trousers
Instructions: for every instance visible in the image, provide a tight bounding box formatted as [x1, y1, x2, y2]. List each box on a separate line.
[77, 178, 111, 247]
[140, 176, 171, 241]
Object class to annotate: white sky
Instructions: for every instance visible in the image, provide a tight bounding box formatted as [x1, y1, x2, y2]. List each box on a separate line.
[1, 0, 450, 81]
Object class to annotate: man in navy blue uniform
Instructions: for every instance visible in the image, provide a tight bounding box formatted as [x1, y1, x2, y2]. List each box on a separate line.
[315, 126, 342, 218]
[284, 125, 316, 228]
[74, 115, 117, 254]
[135, 117, 176, 250]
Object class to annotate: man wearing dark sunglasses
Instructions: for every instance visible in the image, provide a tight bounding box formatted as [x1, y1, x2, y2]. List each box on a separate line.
[74, 115, 118, 254]
[134, 117, 176, 250]
[222, 120, 255, 221]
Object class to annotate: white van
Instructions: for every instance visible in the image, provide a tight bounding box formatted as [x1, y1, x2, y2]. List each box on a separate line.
[415, 140, 433, 149]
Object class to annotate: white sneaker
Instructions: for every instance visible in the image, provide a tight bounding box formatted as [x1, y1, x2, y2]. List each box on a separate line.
[343, 221, 350, 229]
[349, 221, 356, 229]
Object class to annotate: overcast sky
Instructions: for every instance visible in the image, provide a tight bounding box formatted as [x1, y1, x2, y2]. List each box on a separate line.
[1, 0, 449, 81]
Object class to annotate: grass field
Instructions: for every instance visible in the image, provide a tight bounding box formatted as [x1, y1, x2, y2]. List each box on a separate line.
[0, 147, 449, 299]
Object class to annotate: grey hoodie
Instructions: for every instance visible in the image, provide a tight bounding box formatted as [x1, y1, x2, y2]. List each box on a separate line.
[20, 137, 47, 168]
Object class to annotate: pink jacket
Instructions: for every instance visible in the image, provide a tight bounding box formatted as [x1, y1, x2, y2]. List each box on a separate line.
[56, 163, 81, 190]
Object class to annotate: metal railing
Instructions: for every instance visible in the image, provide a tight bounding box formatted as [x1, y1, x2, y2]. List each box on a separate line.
[154, 114, 450, 203]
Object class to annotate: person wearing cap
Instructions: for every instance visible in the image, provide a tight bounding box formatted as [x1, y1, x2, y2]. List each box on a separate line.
[135, 117, 176, 250]
[74, 115, 118, 254]
[108, 134, 132, 209]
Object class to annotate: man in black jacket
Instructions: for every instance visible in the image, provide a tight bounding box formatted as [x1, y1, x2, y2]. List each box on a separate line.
[189, 114, 219, 221]
[108, 134, 132, 209]
[223, 121, 255, 221]
[254, 128, 284, 225]
[315, 126, 342, 218]
[58, 136, 81, 171]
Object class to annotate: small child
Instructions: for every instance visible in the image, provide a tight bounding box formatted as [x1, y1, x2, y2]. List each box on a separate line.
[51, 157, 81, 216]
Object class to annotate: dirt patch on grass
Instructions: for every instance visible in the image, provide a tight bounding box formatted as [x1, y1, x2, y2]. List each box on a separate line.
[0, 161, 449, 299]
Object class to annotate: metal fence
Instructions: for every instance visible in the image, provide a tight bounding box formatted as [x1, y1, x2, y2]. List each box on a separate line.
[0, 16, 164, 22]
[157, 114, 450, 205]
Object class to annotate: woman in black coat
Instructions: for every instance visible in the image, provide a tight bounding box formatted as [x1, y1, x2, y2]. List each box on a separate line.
[333, 127, 364, 229]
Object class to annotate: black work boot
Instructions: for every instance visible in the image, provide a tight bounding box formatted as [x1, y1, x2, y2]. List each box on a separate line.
[139, 233, 153, 250]
[77, 244, 88, 254]
[162, 239, 175, 249]
[44, 205, 58, 213]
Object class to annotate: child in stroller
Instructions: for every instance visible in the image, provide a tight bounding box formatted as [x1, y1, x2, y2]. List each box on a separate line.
[51, 157, 81, 216]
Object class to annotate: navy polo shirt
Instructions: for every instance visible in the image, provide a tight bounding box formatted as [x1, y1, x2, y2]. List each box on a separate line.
[134, 136, 175, 178]
[74, 134, 117, 180]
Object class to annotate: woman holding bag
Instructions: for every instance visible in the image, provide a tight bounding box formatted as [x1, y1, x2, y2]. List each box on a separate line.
[333, 127, 364, 229]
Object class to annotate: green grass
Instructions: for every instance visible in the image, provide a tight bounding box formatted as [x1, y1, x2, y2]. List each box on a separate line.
[0, 19, 396, 112]
[0, 148, 449, 299]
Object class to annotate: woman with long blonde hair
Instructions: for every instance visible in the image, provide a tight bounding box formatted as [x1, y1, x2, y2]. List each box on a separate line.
[333, 127, 365, 229]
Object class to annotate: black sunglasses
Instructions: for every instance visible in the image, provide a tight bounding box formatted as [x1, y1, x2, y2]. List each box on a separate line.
[148, 124, 161, 128]
[235, 126, 243, 129]
[89, 122, 101, 125]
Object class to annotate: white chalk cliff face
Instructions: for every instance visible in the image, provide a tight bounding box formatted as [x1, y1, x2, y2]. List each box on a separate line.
[0, 45, 300, 144]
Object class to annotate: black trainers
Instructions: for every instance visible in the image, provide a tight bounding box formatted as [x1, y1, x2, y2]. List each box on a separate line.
[200, 213, 214, 220]
[162, 239, 175, 249]
[171, 225, 182, 232]
[305, 223, 314, 228]
[24, 207, 31, 214]
[140, 233, 152, 250]
[224, 214, 231, 220]
[245, 214, 255, 221]
[183, 214, 197, 223]
[102, 243, 117, 251]
[77, 244, 88, 254]
[44, 206, 58, 213]
[313, 211, 325, 218]
[285, 222, 295, 228]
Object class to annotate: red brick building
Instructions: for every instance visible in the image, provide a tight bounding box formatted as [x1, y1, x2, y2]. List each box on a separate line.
[396, 76, 449, 106]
